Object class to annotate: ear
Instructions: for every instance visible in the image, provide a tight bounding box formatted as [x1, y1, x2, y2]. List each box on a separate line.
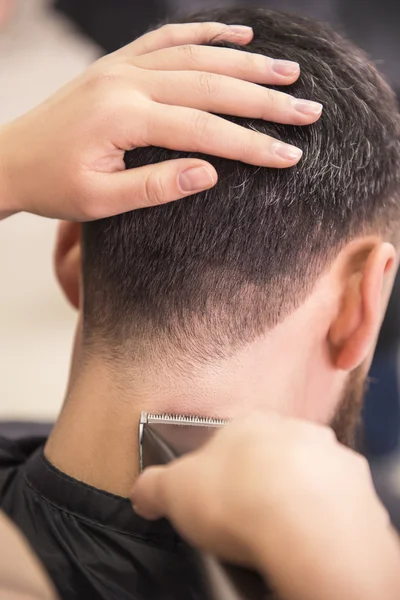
[328, 242, 396, 371]
[54, 222, 82, 310]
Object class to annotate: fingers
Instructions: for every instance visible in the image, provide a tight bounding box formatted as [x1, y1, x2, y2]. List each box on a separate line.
[131, 467, 168, 520]
[148, 70, 322, 126]
[118, 22, 254, 58]
[134, 45, 300, 86]
[83, 158, 217, 217]
[134, 103, 303, 167]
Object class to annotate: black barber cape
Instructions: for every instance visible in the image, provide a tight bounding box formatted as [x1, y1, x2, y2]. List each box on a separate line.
[0, 435, 210, 600]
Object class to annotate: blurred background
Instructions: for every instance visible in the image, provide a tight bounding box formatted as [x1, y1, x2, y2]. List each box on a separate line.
[0, 0, 100, 420]
[0, 1, 399, 470]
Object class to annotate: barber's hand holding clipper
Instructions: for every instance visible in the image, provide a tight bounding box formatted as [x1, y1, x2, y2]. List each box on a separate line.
[131, 412, 400, 600]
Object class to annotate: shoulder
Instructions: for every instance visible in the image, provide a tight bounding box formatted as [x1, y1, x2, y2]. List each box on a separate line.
[0, 434, 47, 467]
[0, 421, 51, 467]
[0, 431, 47, 506]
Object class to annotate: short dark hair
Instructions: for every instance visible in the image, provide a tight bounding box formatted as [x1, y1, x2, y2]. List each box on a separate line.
[82, 7, 400, 363]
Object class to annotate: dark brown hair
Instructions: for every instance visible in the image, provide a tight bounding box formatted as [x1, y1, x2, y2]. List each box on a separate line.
[82, 8, 400, 363]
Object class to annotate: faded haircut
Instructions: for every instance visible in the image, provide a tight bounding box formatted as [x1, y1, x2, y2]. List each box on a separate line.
[81, 7, 400, 363]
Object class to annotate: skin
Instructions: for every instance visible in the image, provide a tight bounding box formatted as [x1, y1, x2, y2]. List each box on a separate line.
[0, 17, 397, 600]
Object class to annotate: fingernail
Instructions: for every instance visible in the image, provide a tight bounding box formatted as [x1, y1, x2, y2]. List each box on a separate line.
[132, 503, 147, 518]
[179, 166, 216, 193]
[132, 503, 160, 521]
[293, 99, 323, 116]
[228, 25, 253, 37]
[272, 142, 303, 162]
[132, 504, 145, 517]
[272, 59, 299, 77]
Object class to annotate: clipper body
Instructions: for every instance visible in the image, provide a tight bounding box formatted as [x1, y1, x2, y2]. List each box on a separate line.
[139, 412, 269, 600]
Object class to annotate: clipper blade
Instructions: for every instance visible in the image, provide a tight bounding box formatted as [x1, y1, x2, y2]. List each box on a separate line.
[139, 411, 228, 472]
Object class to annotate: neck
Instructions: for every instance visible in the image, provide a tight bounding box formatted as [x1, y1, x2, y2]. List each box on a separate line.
[45, 361, 144, 497]
[45, 320, 338, 497]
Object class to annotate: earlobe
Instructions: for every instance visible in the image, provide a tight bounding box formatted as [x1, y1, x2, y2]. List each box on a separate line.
[54, 222, 82, 310]
[328, 242, 395, 371]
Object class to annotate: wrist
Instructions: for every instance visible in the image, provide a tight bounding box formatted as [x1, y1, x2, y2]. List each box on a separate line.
[0, 123, 21, 219]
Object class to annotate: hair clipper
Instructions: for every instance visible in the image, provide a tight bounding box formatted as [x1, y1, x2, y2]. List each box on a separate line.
[139, 411, 269, 600]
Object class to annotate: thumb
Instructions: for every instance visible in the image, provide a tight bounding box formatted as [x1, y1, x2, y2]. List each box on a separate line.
[131, 466, 168, 521]
[94, 159, 217, 216]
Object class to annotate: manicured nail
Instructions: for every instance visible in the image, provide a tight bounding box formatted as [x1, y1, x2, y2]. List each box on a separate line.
[293, 99, 323, 116]
[273, 142, 303, 162]
[132, 503, 147, 518]
[179, 166, 216, 193]
[272, 59, 299, 77]
[228, 25, 253, 37]
[132, 503, 160, 521]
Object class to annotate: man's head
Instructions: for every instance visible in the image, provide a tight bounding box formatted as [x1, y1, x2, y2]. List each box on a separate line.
[56, 8, 400, 445]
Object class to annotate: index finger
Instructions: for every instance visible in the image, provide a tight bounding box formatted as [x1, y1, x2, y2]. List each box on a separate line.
[115, 22, 254, 58]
